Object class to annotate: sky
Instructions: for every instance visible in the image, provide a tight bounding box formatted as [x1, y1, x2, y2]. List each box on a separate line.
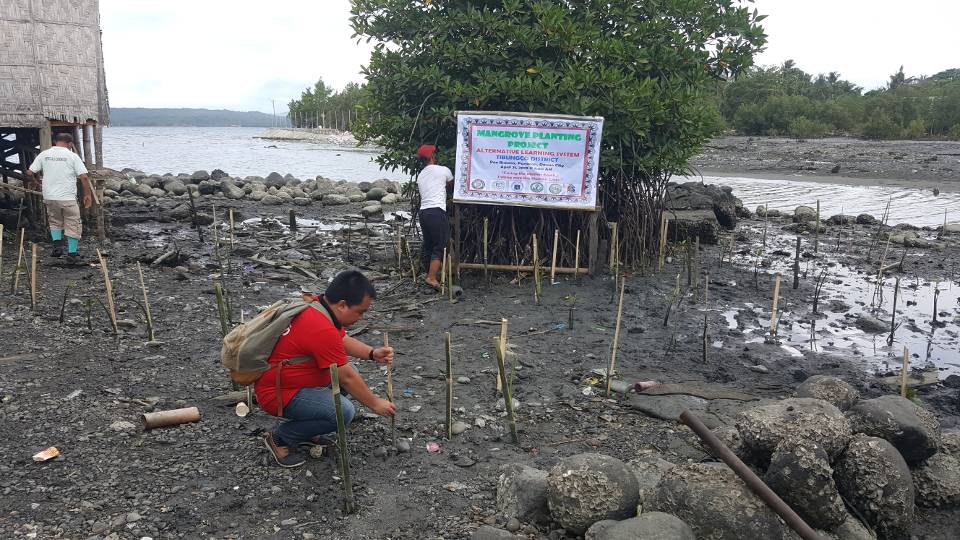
[100, 0, 960, 113]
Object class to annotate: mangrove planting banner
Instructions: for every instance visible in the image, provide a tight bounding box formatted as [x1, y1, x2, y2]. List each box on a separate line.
[453, 112, 604, 210]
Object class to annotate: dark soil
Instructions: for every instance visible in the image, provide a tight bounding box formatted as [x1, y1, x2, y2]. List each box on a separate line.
[1, 194, 958, 539]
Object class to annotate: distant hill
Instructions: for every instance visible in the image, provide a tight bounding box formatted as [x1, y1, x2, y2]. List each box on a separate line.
[109, 108, 285, 127]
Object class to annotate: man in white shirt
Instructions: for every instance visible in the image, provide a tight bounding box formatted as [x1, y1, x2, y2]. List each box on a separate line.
[415, 144, 454, 290]
[26, 133, 93, 264]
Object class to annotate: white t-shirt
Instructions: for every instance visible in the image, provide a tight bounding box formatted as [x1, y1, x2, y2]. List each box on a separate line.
[417, 164, 453, 211]
[29, 146, 88, 201]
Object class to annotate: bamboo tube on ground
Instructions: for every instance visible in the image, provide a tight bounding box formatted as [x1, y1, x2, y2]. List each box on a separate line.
[11, 228, 24, 294]
[95, 248, 118, 334]
[496, 318, 508, 394]
[329, 364, 355, 514]
[605, 278, 626, 397]
[770, 274, 782, 337]
[493, 335, 519, 444]
[550, 229, 559, 284]
[30, 243, 37, 310]
[900, 347, 909, 398]
[385, 333, 395, 446]
[136, 262, 156, 341]
[142, 407, 201, 429]
[445, 332, 453, 439]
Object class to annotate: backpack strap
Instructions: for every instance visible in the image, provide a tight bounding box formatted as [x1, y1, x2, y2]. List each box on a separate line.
[272, 301, 337, 417]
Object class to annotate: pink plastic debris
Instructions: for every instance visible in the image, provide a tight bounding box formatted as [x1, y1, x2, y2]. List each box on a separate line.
[426, 442, 442, 453]
[633, 380, 661, 392]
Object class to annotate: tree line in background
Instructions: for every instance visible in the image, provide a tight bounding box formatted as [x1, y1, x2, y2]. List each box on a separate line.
[286, 80, 366, 130]
[719, 61, 960, 140]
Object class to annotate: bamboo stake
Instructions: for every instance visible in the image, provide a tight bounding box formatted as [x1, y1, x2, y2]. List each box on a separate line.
[496, 318, 508, 394]
[228, 208, 235, 250]
[605, 278, 626, 397]
[445, 332, 453, 439]
[608, 222, 618, 272]
[888, 277, 900, 346]
[29, 243, 37, 311]
[550, 229, 559, 284]
[58, 281, 73, 323]
[440, 247, 447, 295]
[793, 237, 801, 290]
[0, 223, 4, 279]
[483, 217, 489, 284]
[95, 248, 118, 334]
[330, 364, 355, 514]
[385, 333, 395, 446]
[403, 236, 416, 281]
[447, 251, 454, 302]
[658, 214, 668, 272]
[770, 274, 782, 337]
[702, 312, 709, 364]
[11, 228, 24, 294]
[814, 199, 820, 254]
[136, 262, 155, 341]
[573, 230, 581, 283]
[532, 234, 540, 304]
[900, 347, 909, 398]
[214, 282, 229, 337]
[932, 283, 940, 328]
[493, 335, 519, 444]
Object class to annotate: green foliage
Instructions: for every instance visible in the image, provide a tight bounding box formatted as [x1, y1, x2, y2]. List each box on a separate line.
[287, 79, 367, 128]
[350, 0, 766, 182]
[721, 62, 960, 140]
[949, 124, 960, 141]
[788, 116, 828, 140]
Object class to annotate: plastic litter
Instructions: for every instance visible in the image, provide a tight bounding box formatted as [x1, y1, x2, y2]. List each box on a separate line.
[32, 447, 60, 462]
[426, 442, 441, 453]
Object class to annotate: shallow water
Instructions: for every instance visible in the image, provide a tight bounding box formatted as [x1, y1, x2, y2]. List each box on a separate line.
[102, 126, 408, 182]
[680, 175, 960, 227]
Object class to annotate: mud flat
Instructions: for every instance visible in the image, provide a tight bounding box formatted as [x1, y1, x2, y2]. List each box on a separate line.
[0, 170, 958, 539]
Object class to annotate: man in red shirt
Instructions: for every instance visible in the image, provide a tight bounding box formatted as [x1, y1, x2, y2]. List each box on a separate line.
[256, 269, 397, 467]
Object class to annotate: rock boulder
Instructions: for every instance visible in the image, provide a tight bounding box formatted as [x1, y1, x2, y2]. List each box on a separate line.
[546, 453, 639, 535]
[496, 464, 549, 522]
[594, 512, 695, 540]
[795, 375, 860, 411]
[736, 398, 852, 463]
[763, 438, 846, 530]
[835, 434, 914, 538]
[848, 395, 940, 463]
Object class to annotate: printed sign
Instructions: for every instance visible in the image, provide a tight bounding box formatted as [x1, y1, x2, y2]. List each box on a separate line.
[453, 112, 603, 210]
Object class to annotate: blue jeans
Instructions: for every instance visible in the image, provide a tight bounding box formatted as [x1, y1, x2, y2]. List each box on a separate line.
[273, 387, 355, 447]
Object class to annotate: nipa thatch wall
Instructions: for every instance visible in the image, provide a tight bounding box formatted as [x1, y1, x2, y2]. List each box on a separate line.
[0, 0, 108, 128]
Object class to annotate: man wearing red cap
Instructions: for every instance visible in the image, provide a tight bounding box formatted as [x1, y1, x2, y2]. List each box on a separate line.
[415, 144, 453, 290]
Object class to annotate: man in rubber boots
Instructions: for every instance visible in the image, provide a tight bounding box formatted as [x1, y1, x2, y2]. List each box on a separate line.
[26, 133, 94, 265]
[257, 269, 397, 467]
[415, 143, 454, 291]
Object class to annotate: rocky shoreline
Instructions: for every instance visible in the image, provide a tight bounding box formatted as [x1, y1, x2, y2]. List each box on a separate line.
[0, 166, 958, 539]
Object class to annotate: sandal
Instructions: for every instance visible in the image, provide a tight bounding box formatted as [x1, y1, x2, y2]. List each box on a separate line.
[263, 432, 306, 468]
[298, 434, 336, 448]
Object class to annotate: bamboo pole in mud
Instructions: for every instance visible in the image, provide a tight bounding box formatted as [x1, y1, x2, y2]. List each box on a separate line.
[770, 274, 782, 338]
[136, 262, 156, 341]
[214, 282, 229, 337]
[403, 237, 416, 281]
[888, 277, 900, 346]
[658, 214, 668, 272]
[288, 209, 297, 232]
[0, 224, 4, 279]
[445, 332, 453, 440]
[329, 364, 355, 514]
[29, 243, 37, 311]
[493, 334, 519, 444]
[704, 273, 710, 305]
[900, 347, 909, 398]
[447, 251, 454, 302]
[550, 229, 559, 285]
[385, 333, 395, 446]
[606, 278, 626, 397]
[574, 230, 581, 284]
[95, 248, 118, 334]
[608, 222, 618, 273]
[702, 312, 709, 364]
[58, 281, 73, 323]
[228, 208, 235, 250]
[793, 237, 801, 290]
[440, 247, 447, 295]
[496, 318, 508, 395]
[11, 228, 24, 294]
[532, 234, 541, 305]
[814, 199, 820, 254]
[483, 217, 489, 284]
[932, 284, 940, 327]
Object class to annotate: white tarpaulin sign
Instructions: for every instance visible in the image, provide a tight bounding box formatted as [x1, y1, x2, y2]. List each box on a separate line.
[453, 112, 603, 210]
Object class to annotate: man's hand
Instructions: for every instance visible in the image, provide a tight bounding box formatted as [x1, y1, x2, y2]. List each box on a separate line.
[82, 194, 92, 209]
[371, 346, 394, 364]
[369, 398, 396, 417]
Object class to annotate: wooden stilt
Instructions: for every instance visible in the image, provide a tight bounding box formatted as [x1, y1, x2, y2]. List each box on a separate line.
[606, 278, 626, 396]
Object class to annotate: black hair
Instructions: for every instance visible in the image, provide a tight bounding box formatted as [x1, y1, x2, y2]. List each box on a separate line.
[54, 133, 73, 144]
[417, 156, 430, 169]
[325, 268, 376, 306]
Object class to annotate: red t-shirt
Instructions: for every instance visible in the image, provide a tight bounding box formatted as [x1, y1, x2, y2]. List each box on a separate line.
[254, 304, 347, 416]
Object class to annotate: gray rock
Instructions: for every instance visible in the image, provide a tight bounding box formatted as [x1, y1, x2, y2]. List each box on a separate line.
[648, 463, 794, 539]
[736, 398, 852, 463]
[855, 315, 888, 334]
[856, 214, 878, 225]
[261, 194, 283, 205]
[943, 222, 960, 234]
[361, 203, 383, 218]
[547, 453, 640, 534]
[848, 395, 940, 463]
[149, 188, 166, 198]
[323, 194, 350, 206]
[103, 177, 123, 192]
[763, 438, 846, 530]
[497, 464, 549, 522]
[221, 180, 245, 200]
[912, 433, 960, 508]
[131, 183, 153, 197]
[585, 520, 618, 540]
[470, 526, 517, 540]
[366, 187, 388, 201]
[110, 420, 137, 432]
[210, 169, 229, 180]
[265, 172, 286, 189]
[794, 205, 817, 222]
[372, 178, 395, 193]
[755, 206, 782, 218]
[190, 170, 210, 182]
[381, 193, 400, 204]
[835, 434, 914, 538]
[357, 181, 373, 192]
[628, 453, 675, 508]
[451, 421, 469, 435]
[666, 209, 721, 244]
[628, 394, 707, 422]
[665, 182, 740, 229]
[818, 514, 877, 540]
[796, 375, 860, 411]
[595, 513, 695, 540]
[197, 179, 219, 195]
[293, 197, 312, 206]
[248, 190, 267, 201]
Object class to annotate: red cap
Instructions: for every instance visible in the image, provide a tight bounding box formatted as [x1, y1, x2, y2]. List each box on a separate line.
[416, 144, 437, 159]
